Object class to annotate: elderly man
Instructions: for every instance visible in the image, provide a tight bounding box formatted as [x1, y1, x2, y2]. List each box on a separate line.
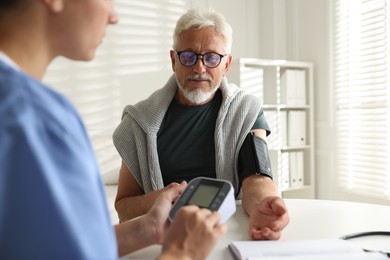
[113, 8, 289, 240]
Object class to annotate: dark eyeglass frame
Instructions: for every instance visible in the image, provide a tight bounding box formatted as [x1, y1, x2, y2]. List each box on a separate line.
[175, 50, 228, 68]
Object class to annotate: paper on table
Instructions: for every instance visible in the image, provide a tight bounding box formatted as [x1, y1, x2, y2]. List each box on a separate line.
[247, 252, 387, 260]
[228, 239, 388, 260]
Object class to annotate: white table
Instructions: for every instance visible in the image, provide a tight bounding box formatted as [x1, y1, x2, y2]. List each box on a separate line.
[123, 199, 390, 259]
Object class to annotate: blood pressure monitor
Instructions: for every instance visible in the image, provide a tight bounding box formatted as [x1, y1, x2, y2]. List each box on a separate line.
[169, 177, 236, 224]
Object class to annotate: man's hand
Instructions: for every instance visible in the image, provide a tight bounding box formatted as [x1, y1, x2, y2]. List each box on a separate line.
[247, 196, 289, 240]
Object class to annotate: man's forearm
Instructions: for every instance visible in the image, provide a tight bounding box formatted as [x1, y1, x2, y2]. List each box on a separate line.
[241, 175, 280, 216]
[115, 191, 161, 222]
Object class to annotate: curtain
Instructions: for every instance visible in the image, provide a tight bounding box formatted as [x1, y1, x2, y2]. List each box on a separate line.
[334, 0, 390, 200]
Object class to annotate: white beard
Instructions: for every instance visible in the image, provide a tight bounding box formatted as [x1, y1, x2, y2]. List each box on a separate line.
[176, 74, 219, 104]
[179, 86, 218, 104]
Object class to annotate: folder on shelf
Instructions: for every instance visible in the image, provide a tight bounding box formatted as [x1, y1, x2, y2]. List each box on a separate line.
[289, 151, 304, 188]
[280, 70, 296, 106]
[296, 151, 304, 186]
[289, 152, 298, 188]
[280, 69, 306, 106]
[295, 70, 306, 106]
[287, 111, 306, 147]
[280, 152, 290, 190]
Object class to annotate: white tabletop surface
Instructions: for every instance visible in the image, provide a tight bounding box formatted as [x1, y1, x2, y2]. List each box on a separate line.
[120, 198, 390, 259]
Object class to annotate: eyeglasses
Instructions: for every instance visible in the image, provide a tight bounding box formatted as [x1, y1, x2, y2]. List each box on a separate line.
[175, 51, 228, 68]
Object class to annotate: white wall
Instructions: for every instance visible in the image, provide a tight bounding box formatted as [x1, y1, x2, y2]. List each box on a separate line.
[283, 0, 334, 201]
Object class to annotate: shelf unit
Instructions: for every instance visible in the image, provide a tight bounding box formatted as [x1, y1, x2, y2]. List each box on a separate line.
[229, 58, 315, 199]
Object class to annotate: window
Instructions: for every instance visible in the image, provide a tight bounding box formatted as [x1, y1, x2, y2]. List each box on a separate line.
[334, 0, 390, 200]
[43, 0, 188, 184]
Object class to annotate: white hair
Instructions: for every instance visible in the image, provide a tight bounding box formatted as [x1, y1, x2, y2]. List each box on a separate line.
[173, 8, 233, 54]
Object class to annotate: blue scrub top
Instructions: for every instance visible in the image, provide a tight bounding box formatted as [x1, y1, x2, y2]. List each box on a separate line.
[0, 58, 118, 259]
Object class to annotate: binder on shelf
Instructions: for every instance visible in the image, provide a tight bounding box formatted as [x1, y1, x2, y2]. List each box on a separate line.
[280, 69, 306, 106]
[295, 70, 306, 106]
[289, 152, 297, 188]
[280, 152, 290, 190]
[287, 111, 306, 147]
[280, 70, 296, 105]
[289, 151, 304, 188]
[296, 151, 304, 186]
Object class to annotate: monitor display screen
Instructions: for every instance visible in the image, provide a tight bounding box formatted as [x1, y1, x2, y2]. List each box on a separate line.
[187, 184, 220, 208]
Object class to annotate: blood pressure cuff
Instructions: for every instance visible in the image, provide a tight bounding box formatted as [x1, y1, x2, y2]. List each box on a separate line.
[238, 133, 273, 184]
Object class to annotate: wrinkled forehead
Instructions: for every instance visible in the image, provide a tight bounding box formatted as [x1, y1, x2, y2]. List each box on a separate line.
[176, 28, 228, 53]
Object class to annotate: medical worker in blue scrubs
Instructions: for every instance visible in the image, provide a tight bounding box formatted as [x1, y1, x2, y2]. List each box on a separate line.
[0, 0, 226, 259]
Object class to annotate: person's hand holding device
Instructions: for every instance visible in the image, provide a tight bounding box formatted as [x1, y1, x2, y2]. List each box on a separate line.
[169, 177, 236, 224]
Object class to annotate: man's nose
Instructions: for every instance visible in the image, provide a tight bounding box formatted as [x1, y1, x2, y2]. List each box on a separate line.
[193, 56, 206, 73]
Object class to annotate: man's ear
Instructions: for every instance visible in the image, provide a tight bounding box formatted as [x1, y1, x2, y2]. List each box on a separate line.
[170, 50, 176, 72]
[223, 55, 232, 76]
[41, 0, 65, 13]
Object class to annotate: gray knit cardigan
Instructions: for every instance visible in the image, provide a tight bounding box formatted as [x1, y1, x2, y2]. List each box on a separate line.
[113, 74, 262, 195]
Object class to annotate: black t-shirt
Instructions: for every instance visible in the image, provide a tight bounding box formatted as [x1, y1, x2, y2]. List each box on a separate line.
[157, 90, 270, 186]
